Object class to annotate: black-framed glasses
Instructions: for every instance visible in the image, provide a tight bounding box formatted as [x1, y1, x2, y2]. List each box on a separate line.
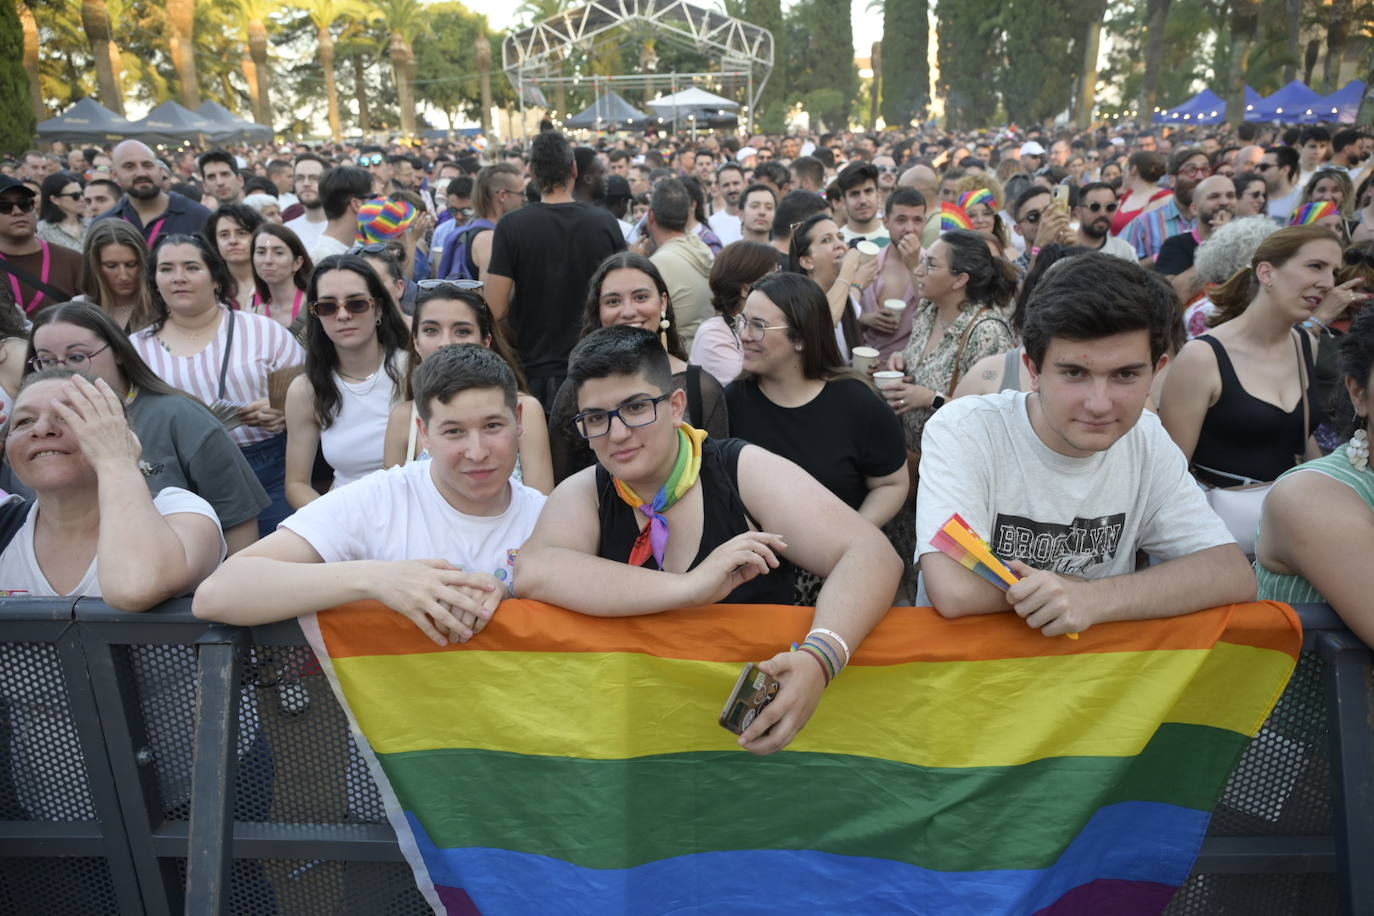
[359, 153, 386, 167]
[0, 198, 36, 215]
[1084, 201, 1119, 213]
[733, 315, 791, 341]
[1257, 163, 1275, 171]
[573, 394, 670, 439]
[417, 278, 484, 292]
[310, 296, 375, 317]
[30, 343, 110, 372]
[1019, 208, 1045, 225]
[1344, 248, 1374, 268]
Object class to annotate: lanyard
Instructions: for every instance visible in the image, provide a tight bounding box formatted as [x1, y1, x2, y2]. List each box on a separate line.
[253, 288, 305, 321]
[145, 216, 167, 248]
[0, 242, 51, 314]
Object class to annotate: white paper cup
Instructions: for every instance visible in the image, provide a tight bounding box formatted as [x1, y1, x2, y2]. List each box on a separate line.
[851, 346, 880, 373]
[873, 370, 905, 389]
[883, 298, 907, 314]
[855, 240, 880, 257]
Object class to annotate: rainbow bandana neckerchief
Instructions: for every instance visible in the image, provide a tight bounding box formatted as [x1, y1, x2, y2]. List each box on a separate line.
[1289, 200, 1337, 226]
[613, 423, 708, 568]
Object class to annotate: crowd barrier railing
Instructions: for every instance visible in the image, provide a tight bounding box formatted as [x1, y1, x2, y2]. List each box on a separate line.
[0, 598, 1368, 915]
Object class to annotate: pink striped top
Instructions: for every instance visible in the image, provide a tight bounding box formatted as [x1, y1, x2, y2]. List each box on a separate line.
[131, 307, 305, 448]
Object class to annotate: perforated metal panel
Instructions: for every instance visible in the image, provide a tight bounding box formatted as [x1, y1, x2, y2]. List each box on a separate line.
[1165, 872, 1340, 915]
[174, 857, 431, 915]
[0, 642, 96, 822]
[0, 857, 118, 915]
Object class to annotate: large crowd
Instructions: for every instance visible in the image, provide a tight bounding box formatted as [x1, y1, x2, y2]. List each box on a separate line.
[2, 116, 1372, 756]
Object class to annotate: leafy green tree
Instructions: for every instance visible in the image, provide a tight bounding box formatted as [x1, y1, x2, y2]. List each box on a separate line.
[935, 0, 1001, 128]
[999, 0, 1078, 125]
[785, 0, 858, 130]
[3, 0, 37, 151]
[880, 0, 928, 128]
[743, 0, 785, 132]
[413, 2, 492, 129]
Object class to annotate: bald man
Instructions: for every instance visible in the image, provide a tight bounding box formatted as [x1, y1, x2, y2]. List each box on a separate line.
[1156, 174, 1237, 303]
[1233, 145, 1264, 174]
[97, 140, 212, 243]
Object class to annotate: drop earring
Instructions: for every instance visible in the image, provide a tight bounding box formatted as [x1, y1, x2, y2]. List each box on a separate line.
[659, 311, 670, 349]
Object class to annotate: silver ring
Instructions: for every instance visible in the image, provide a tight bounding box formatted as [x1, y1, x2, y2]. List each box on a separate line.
[899, 399, 906, 407]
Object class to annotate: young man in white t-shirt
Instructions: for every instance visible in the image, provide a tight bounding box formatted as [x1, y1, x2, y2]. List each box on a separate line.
[915, 253, 1255, 635]
[194, 345, 546, 645]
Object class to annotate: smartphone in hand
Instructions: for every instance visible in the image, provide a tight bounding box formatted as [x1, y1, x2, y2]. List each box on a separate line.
[719, 663, 781, 735]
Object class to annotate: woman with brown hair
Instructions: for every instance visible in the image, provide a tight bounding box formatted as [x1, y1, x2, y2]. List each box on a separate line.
[77, 219, 156, 331]
[1159, 226, 1366, 554]
[1111, 151, 1171, 236]
[249, 222, 313, 328]
[690, 241, 779, 384]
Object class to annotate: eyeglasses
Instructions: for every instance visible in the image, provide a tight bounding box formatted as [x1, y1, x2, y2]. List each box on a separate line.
[1178, 164, 1212, 178]
[310, 296, 375, 317]
[1344, 248, 1374, 268]
[1257, 163, 1275, 172]
[1084, 201, 1119, 213]
[417, 278, 485, 292]
[1019, 208, 1046, 225]
[918, 258, 950, 272]
[0, 198, 36, 215]
[573, 394, 670, 439]
[30, 343, 110, 371]
[359, 153, 386, 167]
[348, 242, 394, 256]
[733, 315, 791, 341]
[876, 166, 898, 174]
[1086, 154, 1101, 162]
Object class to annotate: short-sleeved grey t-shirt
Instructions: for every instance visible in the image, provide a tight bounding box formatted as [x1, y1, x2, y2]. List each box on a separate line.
[126, 389, 269, 530]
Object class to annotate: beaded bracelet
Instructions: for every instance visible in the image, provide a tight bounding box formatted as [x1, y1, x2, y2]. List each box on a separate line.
[804, 637, 842, 675]
[807, 628, 852, 668]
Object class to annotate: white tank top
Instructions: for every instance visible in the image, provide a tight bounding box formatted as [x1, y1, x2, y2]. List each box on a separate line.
[321, 366, 398, 489]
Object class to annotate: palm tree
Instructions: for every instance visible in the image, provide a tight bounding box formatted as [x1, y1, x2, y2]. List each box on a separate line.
[300, 0, 368, 141]
[19, 2, 44, 120]
[167, 0, 200, 107]
[80, 0, 124, 114]
[1226, 0, 1263, 124]
[476, 28, 494, 136]
[378, 0, 422, 138]
[337, 20, 384, 136]
[237, 0, 275, 126]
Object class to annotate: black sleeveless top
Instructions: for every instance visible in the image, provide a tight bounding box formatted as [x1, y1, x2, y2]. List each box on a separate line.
[595, 437, 796, 605]
[1191, 332, 1315, 487]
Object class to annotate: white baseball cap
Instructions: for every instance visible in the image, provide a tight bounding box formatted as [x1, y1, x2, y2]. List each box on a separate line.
[1019, 141, 1047, 157]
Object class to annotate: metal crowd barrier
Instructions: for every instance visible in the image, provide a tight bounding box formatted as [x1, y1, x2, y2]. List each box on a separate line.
[0, 598, 1368, 915]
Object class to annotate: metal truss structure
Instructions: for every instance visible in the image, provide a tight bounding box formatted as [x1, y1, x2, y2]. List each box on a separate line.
[502, 0, 774, 132]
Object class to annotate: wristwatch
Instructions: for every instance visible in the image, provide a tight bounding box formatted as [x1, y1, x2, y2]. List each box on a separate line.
[931, 393, 947, 411]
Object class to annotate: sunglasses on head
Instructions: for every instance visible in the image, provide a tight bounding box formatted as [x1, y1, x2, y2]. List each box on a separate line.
[0, 198, 36, 215]
[417, 278, 485, 292]
[348, 242, 394, 256]
[310, 296, 375, 317]
[1344, 248, 1374, 269]
[1084, 201, 1118, 213]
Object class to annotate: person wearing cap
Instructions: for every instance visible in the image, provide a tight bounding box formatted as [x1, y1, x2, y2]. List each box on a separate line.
[1122, 147, 1205, 264]
[98, 140, 212, 246]
[1019, 141, 1047, 173]
[605, 174, 635, 239]
[0, 176, 84, 315]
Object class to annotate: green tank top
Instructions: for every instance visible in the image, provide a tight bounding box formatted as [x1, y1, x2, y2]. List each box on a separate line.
[1255, 443, 1374, 604]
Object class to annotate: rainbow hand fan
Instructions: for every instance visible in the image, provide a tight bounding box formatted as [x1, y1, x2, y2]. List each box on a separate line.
[931, 514, 1079, 638]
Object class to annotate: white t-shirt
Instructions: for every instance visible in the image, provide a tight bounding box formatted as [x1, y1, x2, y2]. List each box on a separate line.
[1268, 186, 1302, 225]
[1098, 234, 1139, 262]
[284, 212, 326, 250]
[841, 224, 892, 248]
[0, 488, 224, 597]
[708, 210, 742, 246]
[915, 391, 1234, 580]
[280, 460, 546, 591]
[308, 233, 351, 264]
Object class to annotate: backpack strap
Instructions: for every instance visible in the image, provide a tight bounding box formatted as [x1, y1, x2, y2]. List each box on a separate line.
[685, 364, 704, 427]
[0, 496, 33, 555]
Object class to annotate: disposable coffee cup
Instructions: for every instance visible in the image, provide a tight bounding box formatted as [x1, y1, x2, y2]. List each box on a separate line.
[883, 298, 907, 314]
[851, 346, 880, 373]
[855, 240, 880, 257]
[873, 370, 905, 389]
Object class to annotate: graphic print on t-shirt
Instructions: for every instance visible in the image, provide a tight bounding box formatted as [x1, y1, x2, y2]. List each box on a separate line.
[992, 512, 1126, 576]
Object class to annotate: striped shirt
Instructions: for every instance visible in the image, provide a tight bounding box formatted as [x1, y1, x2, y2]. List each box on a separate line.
[131, 307, 305, 448]
[1121, 197, 1195, 263]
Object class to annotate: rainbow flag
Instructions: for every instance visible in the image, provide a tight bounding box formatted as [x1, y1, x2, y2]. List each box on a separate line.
[940, 200, 974, 231]
[1289, 200, 1338, 226]
[301, 600, 1300, 915]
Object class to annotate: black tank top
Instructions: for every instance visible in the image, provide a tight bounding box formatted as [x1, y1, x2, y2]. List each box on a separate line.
[1191, 332, 1314, 487]
[595, 437, 795, 605]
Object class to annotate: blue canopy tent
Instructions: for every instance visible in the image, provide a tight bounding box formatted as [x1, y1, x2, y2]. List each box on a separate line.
[195, 100, 274, 144]
[130, 100, 217, 146]
[1246, 80, 1324, 122]
[1154, 87, 1262, 124]
[565, 91, 650, 130]
[1305, 80, 1367, 124]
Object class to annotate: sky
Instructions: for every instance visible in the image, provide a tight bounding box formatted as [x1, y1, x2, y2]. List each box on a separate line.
[456, 1, 881, 57]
